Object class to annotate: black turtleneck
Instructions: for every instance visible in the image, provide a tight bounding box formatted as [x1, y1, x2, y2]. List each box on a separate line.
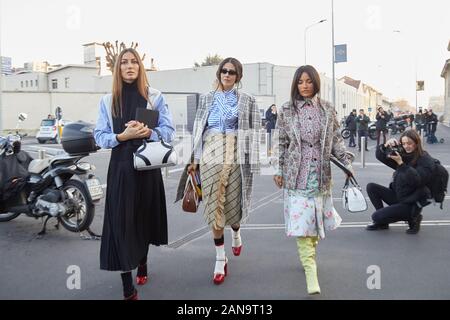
[112, 81, 148, 135]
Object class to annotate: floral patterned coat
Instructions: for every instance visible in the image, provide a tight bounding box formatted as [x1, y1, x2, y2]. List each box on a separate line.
[274, 96, 353, 195]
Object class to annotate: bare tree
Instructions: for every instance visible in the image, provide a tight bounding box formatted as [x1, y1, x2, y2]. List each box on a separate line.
[102, 41, 147, 73]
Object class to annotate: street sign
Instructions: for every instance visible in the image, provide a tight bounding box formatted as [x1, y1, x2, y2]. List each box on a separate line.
[368, 107, 372, 112]
[334, 44, 347, 63]
[416, 80, 424, 91]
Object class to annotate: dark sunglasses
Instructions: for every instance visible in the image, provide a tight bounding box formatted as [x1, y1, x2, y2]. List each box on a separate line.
[221, 68, 237, 76]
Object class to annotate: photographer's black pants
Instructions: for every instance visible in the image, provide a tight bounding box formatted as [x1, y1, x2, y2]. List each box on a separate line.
[358, 130, 368, 150]
[376, 129, 386, 146]
[366, 183, 416, 225]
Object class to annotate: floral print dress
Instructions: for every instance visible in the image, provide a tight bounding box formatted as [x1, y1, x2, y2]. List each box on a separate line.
[283, 99, 342, 239]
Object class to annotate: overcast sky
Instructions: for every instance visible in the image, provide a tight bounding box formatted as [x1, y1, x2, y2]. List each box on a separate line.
[1, 0, 449, 107]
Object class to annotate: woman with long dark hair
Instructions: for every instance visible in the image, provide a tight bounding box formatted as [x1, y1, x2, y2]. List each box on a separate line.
[273, 65, 353, 295]
[366, 129, 435, 234]
[94, 48, 174, 299]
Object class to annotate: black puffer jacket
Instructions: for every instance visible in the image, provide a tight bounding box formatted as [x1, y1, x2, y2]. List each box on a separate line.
[376, 145, 435, 203]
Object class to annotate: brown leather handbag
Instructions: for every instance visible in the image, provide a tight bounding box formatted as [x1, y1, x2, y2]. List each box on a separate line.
[182, 173, 199, 213]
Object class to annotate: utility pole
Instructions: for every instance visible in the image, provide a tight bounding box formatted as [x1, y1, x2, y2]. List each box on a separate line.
[0, 1, 3, 133]
[331, 0, 336, 108]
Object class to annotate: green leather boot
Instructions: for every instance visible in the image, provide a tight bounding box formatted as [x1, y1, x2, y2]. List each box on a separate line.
[297, 236, 321, 295]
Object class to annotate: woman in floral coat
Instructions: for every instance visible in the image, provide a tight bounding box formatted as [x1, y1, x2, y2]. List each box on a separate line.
[273, 65, 353, 295]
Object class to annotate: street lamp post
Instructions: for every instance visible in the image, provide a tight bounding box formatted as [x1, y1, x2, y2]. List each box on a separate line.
[331, 0, 336, 109]
[304, 19, 327, 65]
[393, 30, 419, 112]
[0, 2, 3, 133]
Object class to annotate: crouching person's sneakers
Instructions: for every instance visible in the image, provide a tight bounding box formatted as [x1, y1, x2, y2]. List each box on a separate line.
[366, 223, 389, 231]
[406, 214, 423, 234]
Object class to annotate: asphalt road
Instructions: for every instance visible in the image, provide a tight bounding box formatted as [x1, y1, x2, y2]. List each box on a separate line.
[1, 125, 450, 300]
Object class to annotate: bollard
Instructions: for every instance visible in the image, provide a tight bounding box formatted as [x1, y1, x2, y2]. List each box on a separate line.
[361, 136, 366, 168]
[38, 149, 46, 160]
[420, 129, 425, 148]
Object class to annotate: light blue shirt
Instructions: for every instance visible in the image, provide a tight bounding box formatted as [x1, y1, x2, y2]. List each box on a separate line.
[94, 93, 175, 149]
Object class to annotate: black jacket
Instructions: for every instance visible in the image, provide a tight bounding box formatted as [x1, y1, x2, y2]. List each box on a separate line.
[427, 113, 438, 133]
[356, 114, 370, 131]
[345, 113, 357, 131]
[375, 111, 389, 130]
[265, 108, 277, 132]
[376, 145, 435, 203]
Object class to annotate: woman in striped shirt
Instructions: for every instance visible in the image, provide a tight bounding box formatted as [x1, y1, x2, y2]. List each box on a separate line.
[184, 57, 260, 285]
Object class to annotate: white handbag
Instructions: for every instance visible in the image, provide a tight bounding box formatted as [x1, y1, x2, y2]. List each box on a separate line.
[342, 176, 368, 213]
[133, 129, 177, 171]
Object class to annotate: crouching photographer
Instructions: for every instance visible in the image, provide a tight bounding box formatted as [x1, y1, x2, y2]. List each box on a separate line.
[366, 130, 435, 234]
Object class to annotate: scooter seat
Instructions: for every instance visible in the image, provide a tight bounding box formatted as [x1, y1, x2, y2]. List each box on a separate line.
[28, 158, 51, 174]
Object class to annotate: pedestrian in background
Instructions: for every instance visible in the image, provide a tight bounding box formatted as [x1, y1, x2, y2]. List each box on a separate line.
[415, 109, 424, 134]
[426, 109, 438, 144]
[375, 106, 389, 146]
[345, 109, 357, 148]
[265, 104, 277, 154]
[356, 109, 370, 152]
[423, 109, 429, 136]
[176, 57, 260, 285]
[273, 65, 354, 295]
[94, 48, 175, 300]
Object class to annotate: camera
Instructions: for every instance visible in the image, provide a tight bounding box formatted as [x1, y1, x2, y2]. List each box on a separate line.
[385, 144, 405, 156]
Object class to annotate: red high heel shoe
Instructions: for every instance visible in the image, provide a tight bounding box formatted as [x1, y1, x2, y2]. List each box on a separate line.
[136, 264, 148, 285]
[232, 245, 242, 256]
[136, 275, 148, 285]
[124, 289, 138, 300]
[213, 259, 228, 285]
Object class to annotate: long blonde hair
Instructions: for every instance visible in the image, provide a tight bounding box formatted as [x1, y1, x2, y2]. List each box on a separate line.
[111, 48, 149, 117]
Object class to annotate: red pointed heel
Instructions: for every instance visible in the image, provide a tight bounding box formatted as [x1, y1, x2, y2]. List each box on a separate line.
[136, 275, 148, 285]
[232, 245, 242, 256]
[124, 289, 138, 300]
[213, 259, 228, 285]
[136, 263, 148, 285]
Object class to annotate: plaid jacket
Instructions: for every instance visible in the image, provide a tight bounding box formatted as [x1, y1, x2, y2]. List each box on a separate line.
[274, 97, 353, 194]
[176, 90, 261, 219]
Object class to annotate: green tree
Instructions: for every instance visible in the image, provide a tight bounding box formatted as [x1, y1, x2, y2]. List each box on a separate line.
[194, 54, 223, 67]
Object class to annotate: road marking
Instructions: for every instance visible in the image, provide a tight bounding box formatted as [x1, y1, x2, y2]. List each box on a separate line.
[167, 220, 450, 249]
[240, 221, 450, 228]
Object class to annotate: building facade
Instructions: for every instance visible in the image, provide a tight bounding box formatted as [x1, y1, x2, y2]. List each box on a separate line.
[2, 61, 383, 133]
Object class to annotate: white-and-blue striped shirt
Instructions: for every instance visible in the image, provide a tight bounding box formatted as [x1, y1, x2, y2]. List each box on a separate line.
[207, 89, 238, 133]
[194, 89, 239, 161]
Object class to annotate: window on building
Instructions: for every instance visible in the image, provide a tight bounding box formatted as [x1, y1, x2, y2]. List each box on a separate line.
[30, 80, 33, 87]
[65, 77, 70, 88]
[52, 79, 58, 89]
[35, 79, 38, 87]
[26, 80, 28, 87]
[21, 81, 23, 88]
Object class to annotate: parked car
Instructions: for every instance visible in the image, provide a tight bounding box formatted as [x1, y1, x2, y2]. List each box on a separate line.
[36, 118, 58, 144]
[36, 118, 71, 144]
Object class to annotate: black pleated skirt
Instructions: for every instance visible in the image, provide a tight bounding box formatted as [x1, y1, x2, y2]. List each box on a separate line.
[100, 142, 168, 272]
